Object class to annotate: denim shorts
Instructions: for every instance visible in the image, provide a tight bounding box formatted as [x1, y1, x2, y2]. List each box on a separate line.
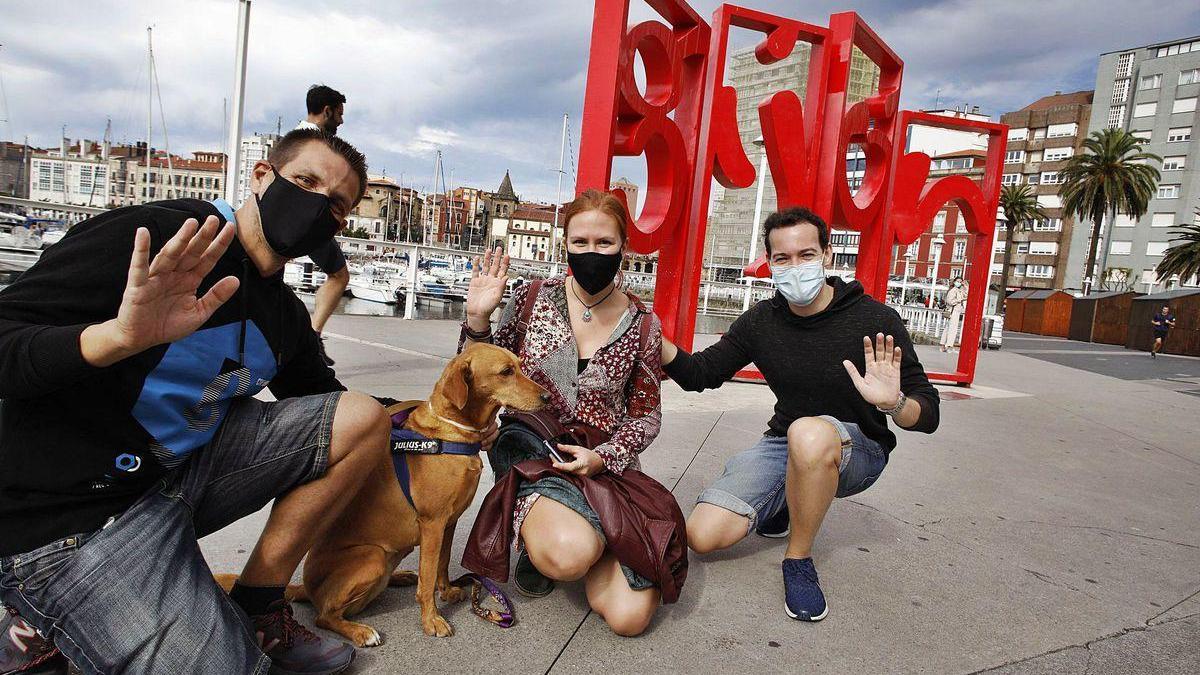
[697, 415, 888, 530]
[0, 391, 342, 675]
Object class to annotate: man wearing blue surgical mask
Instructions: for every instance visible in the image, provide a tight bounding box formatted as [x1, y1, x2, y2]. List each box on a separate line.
[660, 206, 940, 623]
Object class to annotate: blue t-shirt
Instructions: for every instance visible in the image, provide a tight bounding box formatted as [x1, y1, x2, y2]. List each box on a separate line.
[1152, 313, 1175, 334]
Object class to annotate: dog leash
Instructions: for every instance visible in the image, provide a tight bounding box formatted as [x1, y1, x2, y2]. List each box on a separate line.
[450, 574, 515, 628]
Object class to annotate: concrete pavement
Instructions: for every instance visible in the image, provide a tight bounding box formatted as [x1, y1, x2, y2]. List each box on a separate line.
[200, 316, 1200, 674]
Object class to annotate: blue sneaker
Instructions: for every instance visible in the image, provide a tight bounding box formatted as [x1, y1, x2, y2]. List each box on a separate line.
[755, 506, 790, 538]
[782, 558, 828, 621]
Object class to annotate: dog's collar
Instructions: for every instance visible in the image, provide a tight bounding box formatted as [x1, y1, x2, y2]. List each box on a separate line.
[427, 402, 488, 435]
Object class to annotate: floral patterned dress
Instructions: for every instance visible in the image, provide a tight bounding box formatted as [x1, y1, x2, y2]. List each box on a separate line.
[460, 277, 663, 552]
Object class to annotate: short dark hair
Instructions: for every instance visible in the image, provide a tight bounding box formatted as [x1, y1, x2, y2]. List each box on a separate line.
[306, 84, 346, 115]
[268, 129, 368, 202]
[763, 206, 829, 254]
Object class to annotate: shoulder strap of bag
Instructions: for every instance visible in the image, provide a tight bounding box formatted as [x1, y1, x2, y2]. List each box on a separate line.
[513, 279, 544, 353]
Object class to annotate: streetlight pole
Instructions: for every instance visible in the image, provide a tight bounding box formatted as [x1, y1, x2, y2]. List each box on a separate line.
[901, 249, 914, 305]
[223, 0, 251, 205]
[991, 208, 1006, 315]
[743, 135, 768, 312]
[929, 234, 946, 309]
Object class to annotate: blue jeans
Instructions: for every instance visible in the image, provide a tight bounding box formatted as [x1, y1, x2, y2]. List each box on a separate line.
[697, 415, 888, 529]
[0, 392, 342, 674]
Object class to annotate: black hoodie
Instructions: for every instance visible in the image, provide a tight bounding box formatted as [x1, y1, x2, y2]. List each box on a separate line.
[664, 277, 939, 451]
[0, 198, 344, 556]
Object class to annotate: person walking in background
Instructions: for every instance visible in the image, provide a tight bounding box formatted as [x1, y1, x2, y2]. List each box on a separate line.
[940, 277, 969, 353]
[297, 84, 350, 365]
[1150, 304, 1176, 359]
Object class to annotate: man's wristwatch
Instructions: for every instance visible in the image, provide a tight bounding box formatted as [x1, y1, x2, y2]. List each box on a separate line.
[876, 391, 908, 417]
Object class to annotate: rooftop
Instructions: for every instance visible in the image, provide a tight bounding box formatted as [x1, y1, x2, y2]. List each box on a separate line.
[1016, 90, 1094, 112]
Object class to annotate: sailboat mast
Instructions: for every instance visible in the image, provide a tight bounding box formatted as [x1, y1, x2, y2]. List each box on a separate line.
[224, 0, 252, 205]
[145, 26, 153, 204]
[551, 112, 568, 264]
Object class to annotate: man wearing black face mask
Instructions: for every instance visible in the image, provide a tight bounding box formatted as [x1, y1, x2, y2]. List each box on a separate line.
[0, 129, 385, 674]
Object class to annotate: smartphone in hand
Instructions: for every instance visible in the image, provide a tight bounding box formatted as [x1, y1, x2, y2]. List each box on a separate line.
[542, 433, 575, 464]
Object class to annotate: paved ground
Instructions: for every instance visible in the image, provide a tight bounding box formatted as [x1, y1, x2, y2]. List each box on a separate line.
[200, 316, 1200, 674]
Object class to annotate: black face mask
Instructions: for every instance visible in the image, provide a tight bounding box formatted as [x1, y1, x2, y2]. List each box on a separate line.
[255, 167, 342, 259]
[567, 251, 622, 295]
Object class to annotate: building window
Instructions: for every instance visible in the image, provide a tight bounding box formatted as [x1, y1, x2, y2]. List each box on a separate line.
[1004, 150, 1025, 164]
[1172, 97, 1197, 114]
[1026, 265, 1055, 279]
[1027, 174, 1040, 185]
[1047, 123, 1078, 138]
[905, 242, 918, 258]
[1107, 105, 1126, 128]
[1162, 156, 1186, 171]
[1110, 241, 1132, 255]
[1044, 147, 1073, 161]
[1139, 74, 1162, 89]
[1155, 41, 1199, 58]
[1180, 68, 1200, 85]
[1111, 79, 1129, 104]
[1147, 242, 1168, 256]
[1167, 127, 1192, 143]
[1157, 184, 1180, 199]
[1040, 171, 1060, 184]
[1033, 218, 1062, 232]
[1115, 52, 1135, 77]
[1001, 173, 1021, 186]
[1007, 128, 1028, 141]
[1133, 102, 1157, 117]
[1029, 242, 1058, 256]
[1017, 242, 1030, 254]
[952, 239, 966, 262]
[1151, 213, 1175, 227]
[1013, 264, 1027, 277]
[933, 212, 946, 233]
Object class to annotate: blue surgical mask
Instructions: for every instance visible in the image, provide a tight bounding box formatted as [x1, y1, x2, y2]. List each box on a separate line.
[771, 260, 826, 306]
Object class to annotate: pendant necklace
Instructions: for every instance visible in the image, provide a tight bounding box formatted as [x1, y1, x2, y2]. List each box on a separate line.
[570, 279, 616, 322]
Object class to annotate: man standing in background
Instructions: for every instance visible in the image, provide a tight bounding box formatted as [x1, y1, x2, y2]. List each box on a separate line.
[297, 84, 350, 365]
[1151, 304, 1176, 359]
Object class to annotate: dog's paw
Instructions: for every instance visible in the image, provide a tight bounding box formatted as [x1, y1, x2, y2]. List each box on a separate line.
[346, 624, 385, 648]
[422, 614, 454, 638]
[389, 570, 418, 587]
[439, 584, 467, 604]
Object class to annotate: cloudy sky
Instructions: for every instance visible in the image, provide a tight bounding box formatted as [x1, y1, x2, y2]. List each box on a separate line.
[1, 0, 1197, 203]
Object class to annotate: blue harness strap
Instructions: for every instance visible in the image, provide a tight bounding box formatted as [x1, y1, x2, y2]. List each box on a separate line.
[387, 401, 483, 507]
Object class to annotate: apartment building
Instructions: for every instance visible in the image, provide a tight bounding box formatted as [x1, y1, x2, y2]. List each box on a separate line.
[998, 90, 1094, 290]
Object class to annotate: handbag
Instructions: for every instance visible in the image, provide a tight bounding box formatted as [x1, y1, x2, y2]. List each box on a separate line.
[499, 279, 652, 450]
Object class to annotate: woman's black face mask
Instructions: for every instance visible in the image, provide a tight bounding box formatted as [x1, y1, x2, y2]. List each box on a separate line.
[567, 250, 622, 295]
[255, 167, 342, 259]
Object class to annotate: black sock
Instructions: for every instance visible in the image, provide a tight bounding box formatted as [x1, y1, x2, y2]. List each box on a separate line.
[230, 582, 286, 616]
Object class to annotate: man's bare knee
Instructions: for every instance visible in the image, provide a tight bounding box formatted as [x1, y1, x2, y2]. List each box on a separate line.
[787, 417, 840, 470]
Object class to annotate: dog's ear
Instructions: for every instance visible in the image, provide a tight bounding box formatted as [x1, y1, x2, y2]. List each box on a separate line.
[440, 357, 471, 411]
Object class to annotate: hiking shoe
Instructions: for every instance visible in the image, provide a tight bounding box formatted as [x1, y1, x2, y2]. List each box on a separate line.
[514, 550, 554, 598]
[1, 606, 65, 674]
[755, 506, 790, 539]
[317, 335, 335, 367]
[251, 600, 354, 675]
[782, 558, 828, 622]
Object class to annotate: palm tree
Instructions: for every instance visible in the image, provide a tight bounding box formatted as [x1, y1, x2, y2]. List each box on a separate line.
[1060, 128, 1160, 293]
[998, 183, 1047, 292]
[1155, 209, 1200, 287]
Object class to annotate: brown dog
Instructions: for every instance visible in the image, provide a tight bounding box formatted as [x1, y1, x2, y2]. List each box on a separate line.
[218, 343, 547, 644]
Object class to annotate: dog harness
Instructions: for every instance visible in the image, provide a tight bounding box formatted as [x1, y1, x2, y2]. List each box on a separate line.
[386, 401, 514, 628]
[389, 401, 483, 507]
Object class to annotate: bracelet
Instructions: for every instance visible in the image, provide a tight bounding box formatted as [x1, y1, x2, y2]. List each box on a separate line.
[461, 321, 493, 341]
[876, 391, 907, 417]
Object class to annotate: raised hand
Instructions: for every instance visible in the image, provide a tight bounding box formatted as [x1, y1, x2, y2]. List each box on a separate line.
[465, 246, 510, 321]
[842, 333, 903, 409]
[84, 217, 239, 367]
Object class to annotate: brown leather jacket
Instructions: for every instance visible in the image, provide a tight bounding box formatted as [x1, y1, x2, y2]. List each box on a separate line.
[461, 459, 689, 603]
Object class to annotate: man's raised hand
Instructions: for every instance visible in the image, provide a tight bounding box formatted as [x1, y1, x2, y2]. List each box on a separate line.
[82, 216, 239, 367]
[842, 333, 903, 409]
